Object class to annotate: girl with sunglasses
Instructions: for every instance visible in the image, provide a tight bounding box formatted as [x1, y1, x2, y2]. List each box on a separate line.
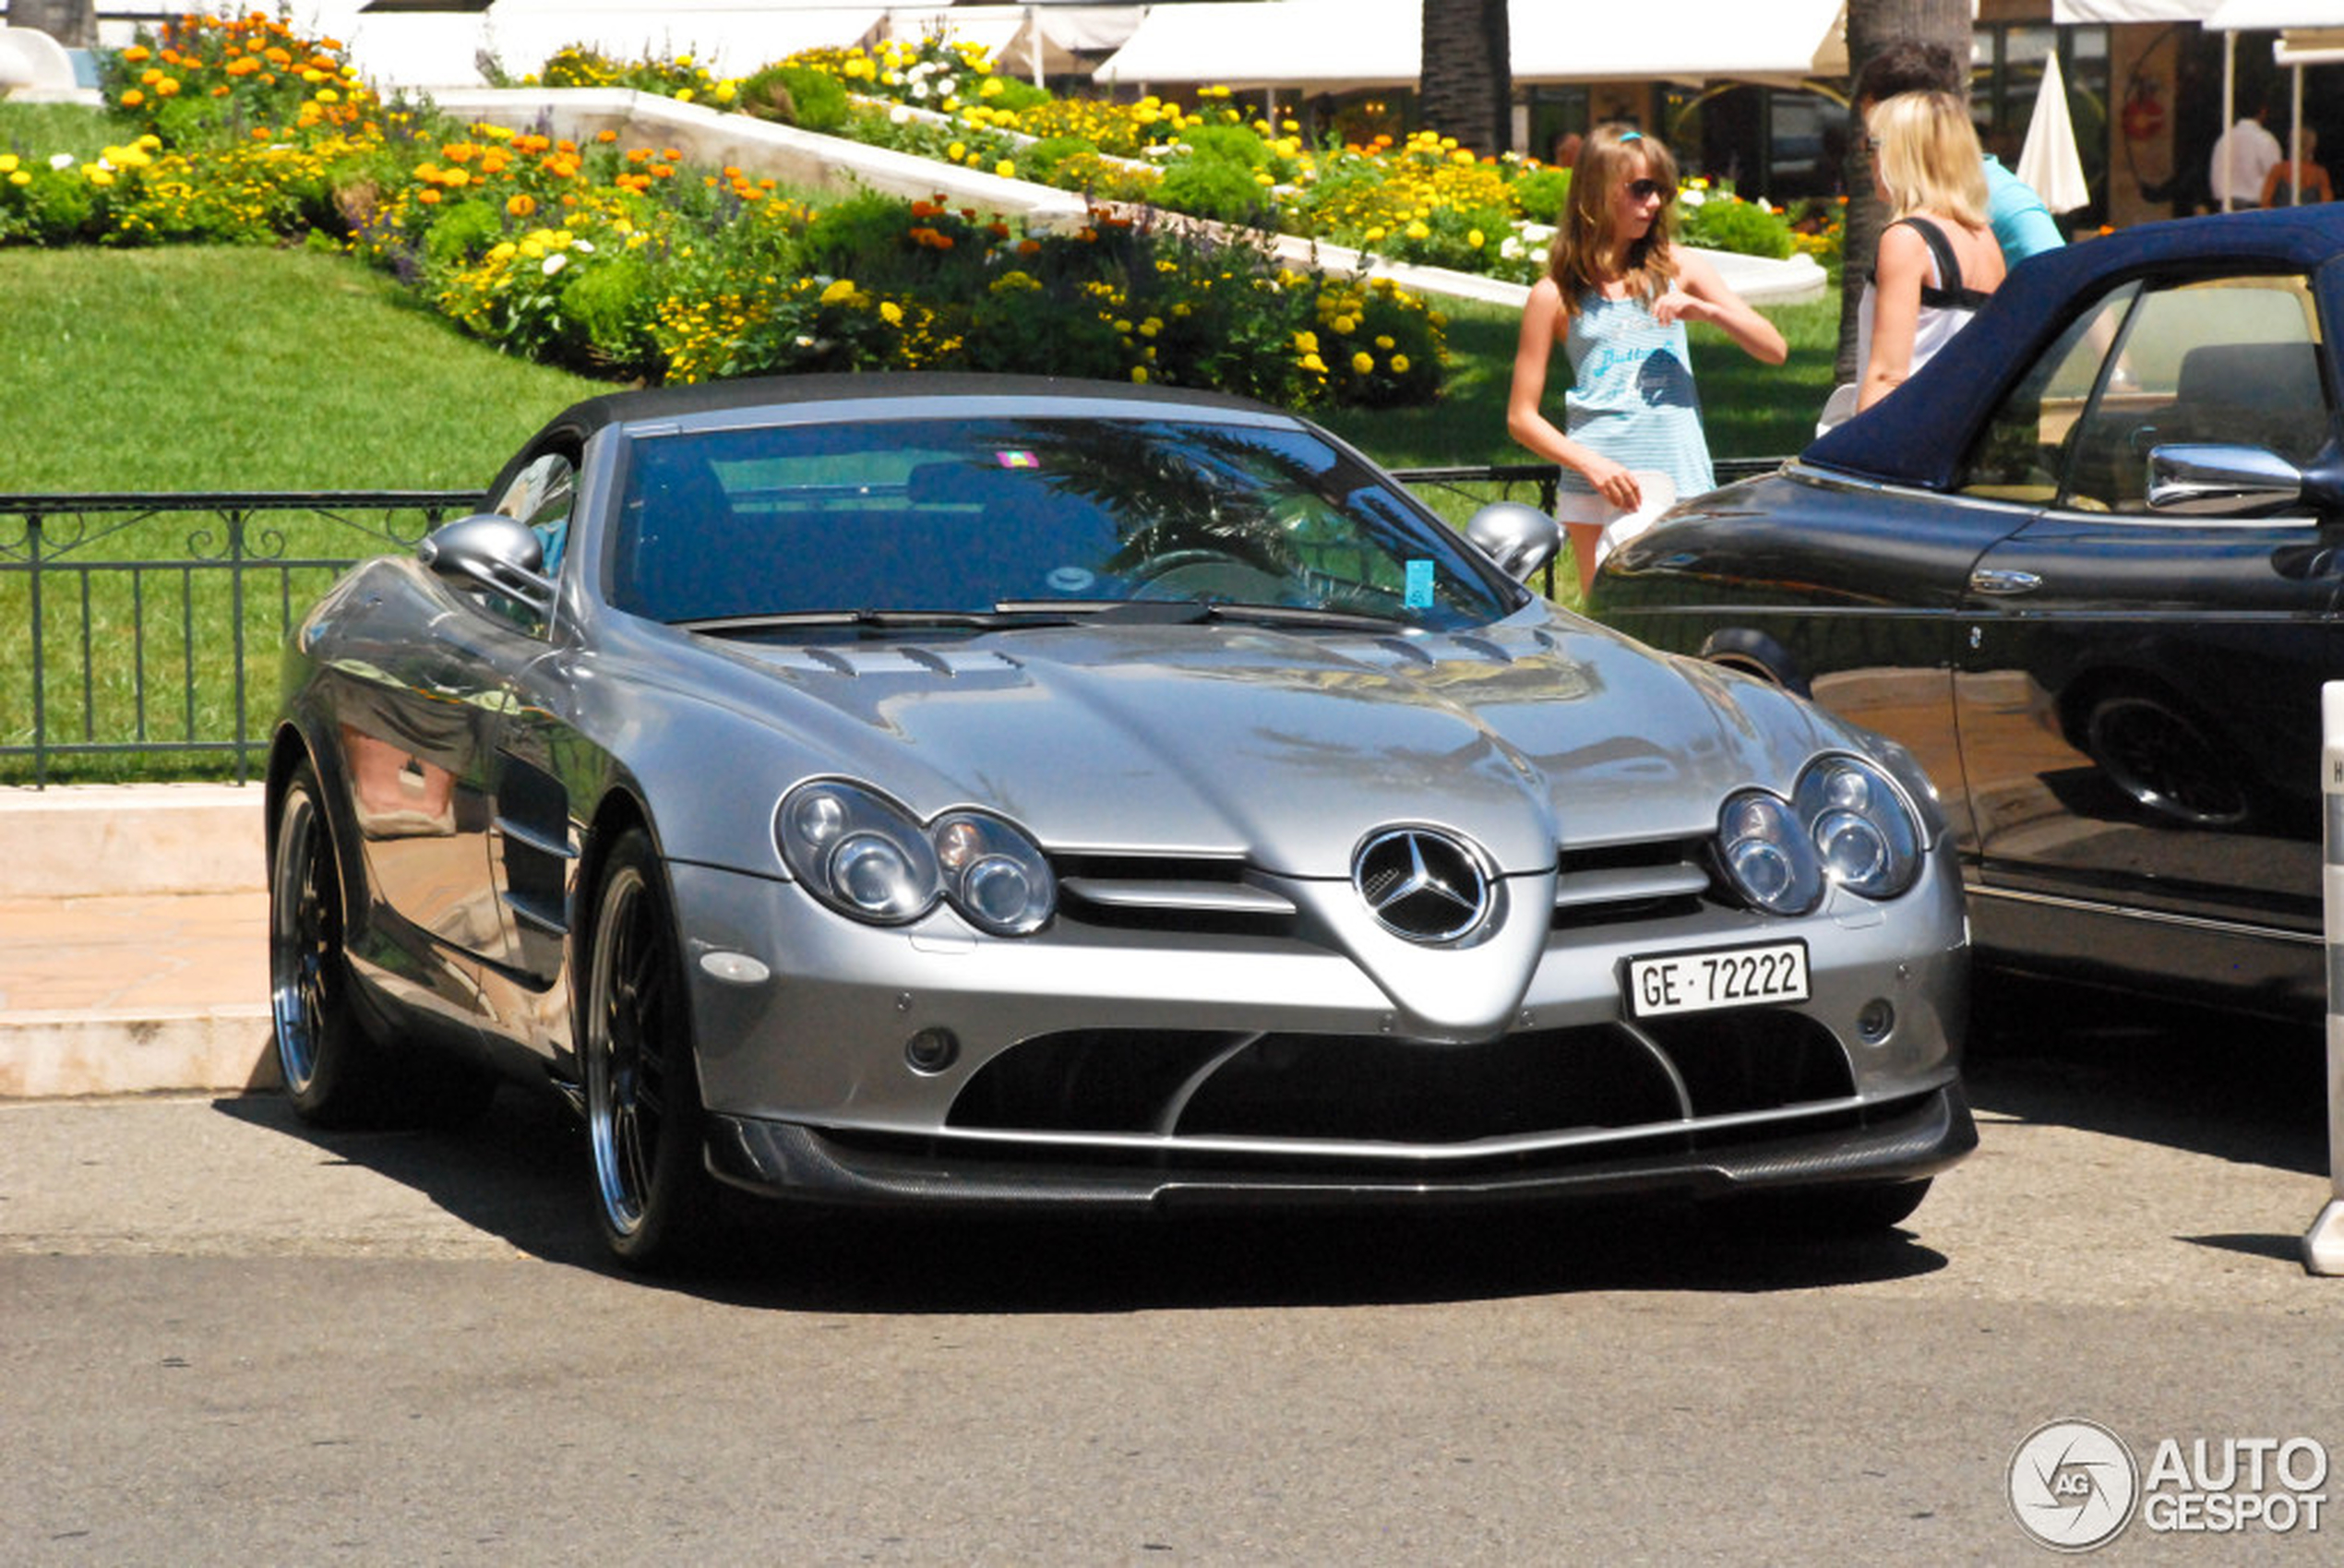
[1508, 122, 1786, 594]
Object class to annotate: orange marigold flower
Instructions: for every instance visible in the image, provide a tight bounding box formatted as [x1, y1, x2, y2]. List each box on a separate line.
[507, 193, 536, 217]
[154, 78, 181, 98]
[120, 88, 145, 107]
[595, 129, 618, 143]
[418, 189, 440, 204]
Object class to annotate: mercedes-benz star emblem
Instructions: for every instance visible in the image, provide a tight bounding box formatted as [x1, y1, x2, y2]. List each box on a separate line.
[1353, 828, 1494, 944]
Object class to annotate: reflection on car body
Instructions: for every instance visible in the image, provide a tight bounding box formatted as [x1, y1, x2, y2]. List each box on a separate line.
[1595, 206, 2344, 1020]
[270, 374, 1972, 1269]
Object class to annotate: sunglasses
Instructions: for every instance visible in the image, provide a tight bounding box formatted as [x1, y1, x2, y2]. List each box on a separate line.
[1627, 178, 1672, 203]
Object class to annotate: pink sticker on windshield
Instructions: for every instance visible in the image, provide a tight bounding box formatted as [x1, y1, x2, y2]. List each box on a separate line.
[995, 450, 1040, 469]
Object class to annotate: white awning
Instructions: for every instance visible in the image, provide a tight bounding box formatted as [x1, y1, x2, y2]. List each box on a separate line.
[1097, 0, 1849, 91]
[2204, 0, 2344, 27]
[1094, 1, 1418, 91]
[2050, 1, 2223, 22]
[1513, 0, 1848, 83]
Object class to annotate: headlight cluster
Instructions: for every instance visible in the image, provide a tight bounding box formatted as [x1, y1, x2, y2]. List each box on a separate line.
[777, 780, 1057, 936]
[1716, 755, 1922, 915]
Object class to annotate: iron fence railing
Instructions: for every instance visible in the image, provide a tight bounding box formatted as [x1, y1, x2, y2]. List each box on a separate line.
[1, 491, 483, 786]
[1, 458, 1789, 787]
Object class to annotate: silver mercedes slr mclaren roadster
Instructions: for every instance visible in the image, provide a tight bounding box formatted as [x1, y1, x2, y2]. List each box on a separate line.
[268, 374, 1973, 1268]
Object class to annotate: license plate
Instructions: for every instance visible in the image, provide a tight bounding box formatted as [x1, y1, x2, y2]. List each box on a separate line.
[1625, 940, 1810, 1019]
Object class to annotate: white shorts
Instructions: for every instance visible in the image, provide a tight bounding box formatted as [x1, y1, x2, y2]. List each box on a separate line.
[1554, 472, 1678, 569]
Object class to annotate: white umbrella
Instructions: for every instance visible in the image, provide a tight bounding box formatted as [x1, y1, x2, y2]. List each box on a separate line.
[2017, 52, 2092, 214]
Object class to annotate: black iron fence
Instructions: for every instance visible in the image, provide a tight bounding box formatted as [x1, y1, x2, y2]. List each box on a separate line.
[1, 491, 482, 786]
[1, 458, 1786, 787]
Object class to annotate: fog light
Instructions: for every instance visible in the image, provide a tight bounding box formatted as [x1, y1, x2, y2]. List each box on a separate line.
[904, 1027, 960, 1074]
[1857, 999, 1896, 1043]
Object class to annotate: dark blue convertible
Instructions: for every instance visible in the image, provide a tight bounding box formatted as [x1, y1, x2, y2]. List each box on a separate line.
[1595, 206, 2344, 1019]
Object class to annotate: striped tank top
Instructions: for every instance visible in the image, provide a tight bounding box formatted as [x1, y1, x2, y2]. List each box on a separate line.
[1553, 292, 1715, 501]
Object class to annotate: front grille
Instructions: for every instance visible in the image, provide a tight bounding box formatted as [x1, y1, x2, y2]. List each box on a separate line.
[947, 1011, 1851, 1146]
[1552, 837, 1719, 930]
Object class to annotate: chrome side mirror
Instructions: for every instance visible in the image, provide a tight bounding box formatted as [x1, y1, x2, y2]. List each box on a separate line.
[420, 513, 555, 615]
[2147, 444, 2304, 516]
[1464, 501, 1561, 581]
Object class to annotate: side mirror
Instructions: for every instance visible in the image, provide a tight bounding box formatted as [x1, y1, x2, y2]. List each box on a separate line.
[420, 513, 555, 616]
[2147, 444, 2304, 516]
[1464, 501, 1561, 581]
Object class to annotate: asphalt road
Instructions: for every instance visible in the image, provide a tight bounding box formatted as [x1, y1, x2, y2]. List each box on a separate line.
[6, 993, 2344, 1564]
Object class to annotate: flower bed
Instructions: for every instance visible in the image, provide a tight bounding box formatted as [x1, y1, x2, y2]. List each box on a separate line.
[0, 13, 1448, 407]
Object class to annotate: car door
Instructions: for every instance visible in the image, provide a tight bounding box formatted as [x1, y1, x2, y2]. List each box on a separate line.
[1950, 269, 2344, 940]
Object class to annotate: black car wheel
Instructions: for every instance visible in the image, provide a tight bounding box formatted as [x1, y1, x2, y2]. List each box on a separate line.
[269, 760, 393, 1126]
[2085, 691, 2253, 829]
[582, 829, 717, 1268]
[270, 758, 495, 1129]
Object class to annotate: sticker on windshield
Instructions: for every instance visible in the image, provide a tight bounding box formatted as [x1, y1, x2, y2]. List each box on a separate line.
[1404, 559, 1436, 608]
[994, 449, 1041, 470]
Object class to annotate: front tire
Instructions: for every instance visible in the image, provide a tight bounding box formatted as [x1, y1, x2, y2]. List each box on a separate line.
[581, 829, 719, 1269]
[270, 758, 495, 1129]
[270, 760, 396, 1126]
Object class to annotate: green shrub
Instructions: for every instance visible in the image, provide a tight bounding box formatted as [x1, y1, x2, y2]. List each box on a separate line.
[800, 192, 918, 279]
[560, 255, 659, 375]
[736, 64, 848, 133]
[1675, 190, 1795, 259]
[1022, 135, 1097, 180]
[424, 198, 503, 267]
[1154, 153, 1273, 226]
[1509, 166, 1571, 225]
[1179, 124, 1271, 170]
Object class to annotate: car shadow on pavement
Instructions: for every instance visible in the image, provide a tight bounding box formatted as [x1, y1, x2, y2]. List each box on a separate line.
[211, 1091, 1950, 1311]
[1963, 976, 2326, 1177]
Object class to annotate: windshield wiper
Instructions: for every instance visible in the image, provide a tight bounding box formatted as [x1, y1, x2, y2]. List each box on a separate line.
[677, 606, 1086, 635]
[991, 598, 1411, 632]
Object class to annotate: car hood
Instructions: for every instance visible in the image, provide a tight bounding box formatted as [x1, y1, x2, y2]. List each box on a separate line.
[654, 607, 1845, 879]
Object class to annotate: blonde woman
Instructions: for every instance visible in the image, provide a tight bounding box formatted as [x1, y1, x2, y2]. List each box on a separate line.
[1507, 124, 1786, 593]
[1854, 91, 2006, 416]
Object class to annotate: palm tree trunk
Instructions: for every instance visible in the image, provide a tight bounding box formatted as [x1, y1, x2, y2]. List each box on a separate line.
[1418, 0, 1513, 156]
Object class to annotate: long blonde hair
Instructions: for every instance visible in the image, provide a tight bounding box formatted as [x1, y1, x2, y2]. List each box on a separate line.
[1546, 122, 1679, 318]
[1869, 91, 1990, 227]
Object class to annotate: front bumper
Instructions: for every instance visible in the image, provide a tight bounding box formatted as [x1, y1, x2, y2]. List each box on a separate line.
[705, 1080, 1976, 1210]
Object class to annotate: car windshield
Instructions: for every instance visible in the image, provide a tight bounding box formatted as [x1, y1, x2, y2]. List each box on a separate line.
[605, 413, 1519, 634]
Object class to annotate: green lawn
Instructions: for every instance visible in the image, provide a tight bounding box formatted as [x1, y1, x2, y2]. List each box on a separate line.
[0, 247, 1828, 492]
[0, 247, 604, 494]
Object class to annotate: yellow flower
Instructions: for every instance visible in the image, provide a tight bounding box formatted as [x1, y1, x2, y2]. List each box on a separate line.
[1299, 353, 1327, 373]
[0, 155, 16, 174]
[879, 301, 903, 326]
[1293, 330, 1318, 353]
[1331, 315, 1356, 334]
[1352, 352, 1375, 375]
[820, 279, 857, 305]
[947, 141, 966, 162]
[7, 171, 29, 186]
[1405, 220, 1429, 240]
[1375, 335, 1395, 350]
[996, 160, 1016, 178]
[1390, 354, 1411, 374]
[1130, 365, 1149, 383]
[1467, 229, 1485, 248]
